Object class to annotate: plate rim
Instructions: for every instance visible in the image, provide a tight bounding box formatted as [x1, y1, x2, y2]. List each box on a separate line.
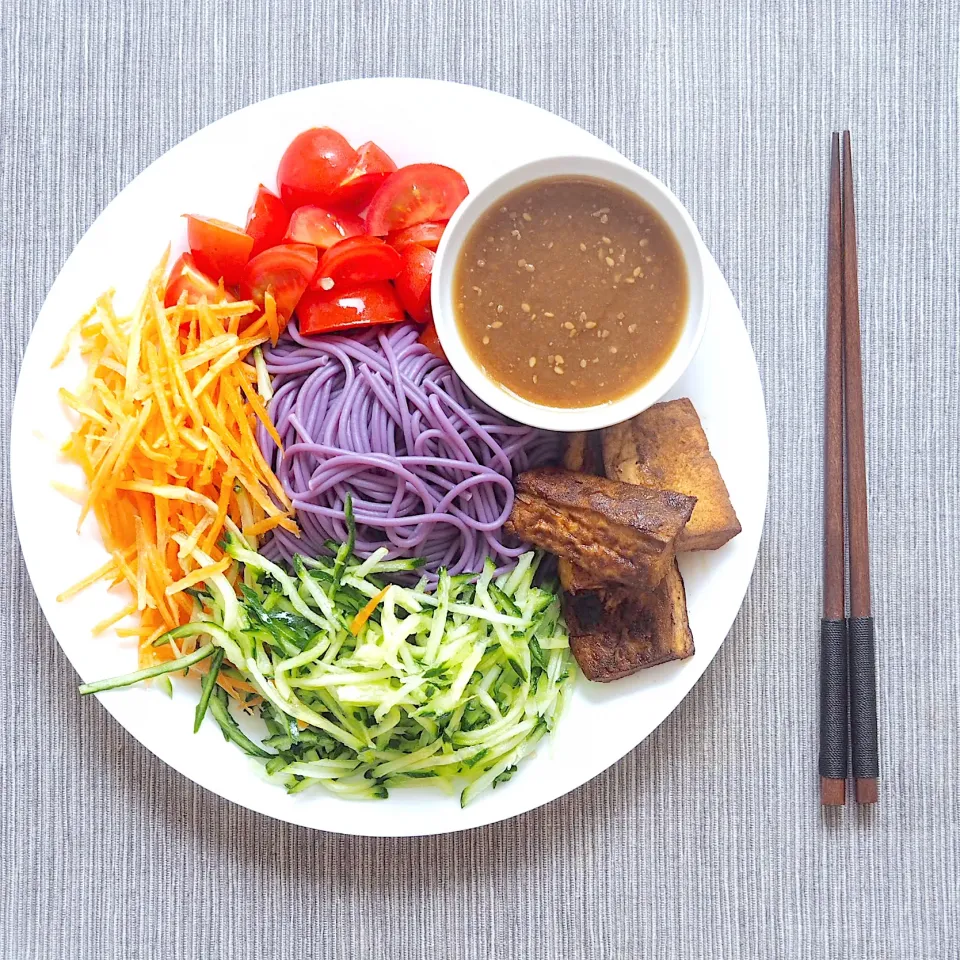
[10, 77, 768, 837]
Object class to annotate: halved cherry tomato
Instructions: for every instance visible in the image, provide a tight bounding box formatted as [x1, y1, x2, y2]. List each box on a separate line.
[364, 164, 468, 235]
[297, 282, 406, 336]
[418, 322, 447, 362]
[333, 141, 398, 213]
[387, 220, 447, 253]
[394, 244, 435, 323]
[164, 253, 234, 309]
[185, 215, 253, 286]
[315, 236, 402, 286]
[245, 184, 290, 256]
[276, 128, 359, 209]
[239, 243, 318, 323]
[286, 205, 365, 251]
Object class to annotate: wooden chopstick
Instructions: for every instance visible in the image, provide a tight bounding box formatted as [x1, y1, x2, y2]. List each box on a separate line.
[819, 132, 849, 806]
[841, 131, 880, 804]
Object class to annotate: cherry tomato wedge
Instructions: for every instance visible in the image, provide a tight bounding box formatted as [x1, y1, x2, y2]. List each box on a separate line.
[184, 215, 253, 286]
[386, 220, 447, 253]
[297, 282, 405, 336]
[239, 243, 318, 323]
[286, 205, 365, 251]
[333, 141, 398, 213]
[245, 184, 290, 256]
[276, 127, 359, 209]
[418, 322, 448, 362]
[364, 164, 468, 236]
[164, 253, 234, 309]
[394, 244, 435, 324]
[315, 236, 402, 286]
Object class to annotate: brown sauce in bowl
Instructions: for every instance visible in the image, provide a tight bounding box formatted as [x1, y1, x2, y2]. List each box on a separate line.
[453, 176, 688, 408]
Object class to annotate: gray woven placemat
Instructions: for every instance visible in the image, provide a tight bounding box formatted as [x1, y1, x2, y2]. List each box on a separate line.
[2, 2, 958, 957]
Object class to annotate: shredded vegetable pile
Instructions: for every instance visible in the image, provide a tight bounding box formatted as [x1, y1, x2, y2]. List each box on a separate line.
[82, 520, 574, 805]
[56, 258, 296, 670]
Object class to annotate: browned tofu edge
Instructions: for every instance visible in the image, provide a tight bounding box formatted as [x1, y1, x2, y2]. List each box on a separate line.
[563, 560, 694, 682]
[602, 398, 741, 552]
[507, 468, 695, 591]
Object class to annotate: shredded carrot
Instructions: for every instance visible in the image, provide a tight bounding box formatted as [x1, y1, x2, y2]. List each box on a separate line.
[218, 674, 258, 701]
[92, 601, 138, 636]
[50, 480, 89, 505]
[116, 626, 157, 638]
[58, 258, 297, 672]
[57, 554, 123, 602]
[349, 586, 392, 636]
[52, 306, 98, 368]
[237, 375, 282, 449]
[242, 512, 298, 538]
[263, 290, 280, 346]
[165, 557, 232, 596]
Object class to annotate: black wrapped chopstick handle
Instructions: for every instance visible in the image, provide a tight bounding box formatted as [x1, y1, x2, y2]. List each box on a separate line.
[848, 616, 879, 778]
[819, 618, 848, 780]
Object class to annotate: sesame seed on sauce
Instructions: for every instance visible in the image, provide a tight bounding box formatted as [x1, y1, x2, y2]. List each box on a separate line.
[453, 177, 688, 407]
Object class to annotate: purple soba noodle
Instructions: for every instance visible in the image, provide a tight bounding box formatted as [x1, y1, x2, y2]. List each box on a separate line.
[256, 322, 560, 576]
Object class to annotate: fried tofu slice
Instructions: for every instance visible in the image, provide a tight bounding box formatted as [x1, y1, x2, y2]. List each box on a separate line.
[559, 434, 606, 593]
[564, 560, 694, 682]
[559, 556, 608, 594]
[603, 398, 741, 551]
[562, 431, 604, 475]
[507, 467, 696, 592]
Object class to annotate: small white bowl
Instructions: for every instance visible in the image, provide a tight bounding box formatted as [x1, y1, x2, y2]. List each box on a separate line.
[431, 155, 710, 432]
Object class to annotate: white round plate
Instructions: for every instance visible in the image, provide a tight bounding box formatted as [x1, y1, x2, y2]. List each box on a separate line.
[11, 79, 767, 837]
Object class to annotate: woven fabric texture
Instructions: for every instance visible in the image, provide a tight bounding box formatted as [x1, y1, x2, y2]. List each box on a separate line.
[2, 1, 958, 957]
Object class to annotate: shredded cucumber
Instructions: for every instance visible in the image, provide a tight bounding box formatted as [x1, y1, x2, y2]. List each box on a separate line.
[82, 532, 574, 805]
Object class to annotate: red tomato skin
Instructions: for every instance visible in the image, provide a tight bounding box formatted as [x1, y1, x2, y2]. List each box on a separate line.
[316, 236, 402, 286]
[394, 244, 435, 323]
[365, 164, 468, 235]
[185, 215, 253, 286]
[418, 322, 448, 362]
[164, 253, 234, 309]
[297, 282, 405, 336]
[245, 185, 290, 256]
[386, 221, 447, 253]
[277, 128, 359, 209]
[285, 205, 365, 251]
[333, 142, 398, 213]
[239, 243, 319, 322]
